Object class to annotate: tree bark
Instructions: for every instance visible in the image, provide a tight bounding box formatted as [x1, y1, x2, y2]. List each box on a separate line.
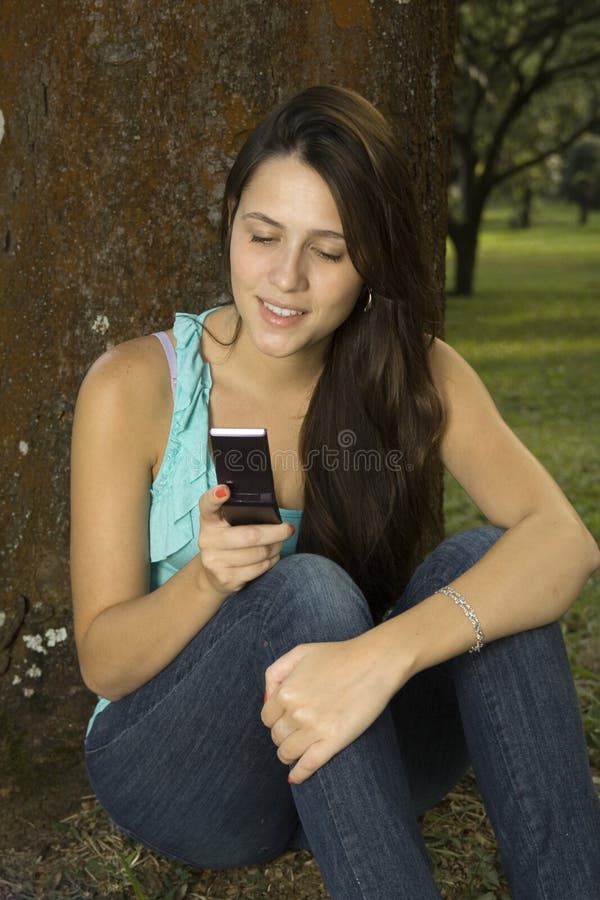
[0, 0, 456, 846]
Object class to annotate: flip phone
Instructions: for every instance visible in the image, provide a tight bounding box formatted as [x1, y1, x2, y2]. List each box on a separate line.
[209, 427, 282, 525]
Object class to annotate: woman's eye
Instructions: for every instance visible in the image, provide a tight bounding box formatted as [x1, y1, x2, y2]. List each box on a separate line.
[315, 249, 342, 262]
[250, 234, 274, 245]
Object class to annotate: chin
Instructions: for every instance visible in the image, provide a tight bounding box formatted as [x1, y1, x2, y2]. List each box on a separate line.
[253, 335, 305, 358]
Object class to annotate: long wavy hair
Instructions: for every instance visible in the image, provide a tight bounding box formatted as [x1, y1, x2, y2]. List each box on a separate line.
[213, 86, 445, 621]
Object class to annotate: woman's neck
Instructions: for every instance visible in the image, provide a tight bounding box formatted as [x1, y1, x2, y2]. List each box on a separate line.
[207, 305, 328, 397]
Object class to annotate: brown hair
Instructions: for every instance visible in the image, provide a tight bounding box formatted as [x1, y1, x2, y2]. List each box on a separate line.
[216, 85, 444, 621]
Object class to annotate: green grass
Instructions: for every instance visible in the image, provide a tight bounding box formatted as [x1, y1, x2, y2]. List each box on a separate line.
[444, 201, 600, 540]
[444, 199, 600, 774]
[2, 199, 598, 899]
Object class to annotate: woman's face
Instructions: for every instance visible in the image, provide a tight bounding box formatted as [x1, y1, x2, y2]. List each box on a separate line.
[228, 154, 364, 363]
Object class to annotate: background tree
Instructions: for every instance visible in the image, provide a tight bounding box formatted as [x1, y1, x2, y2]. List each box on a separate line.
[562, 134, 600, 223]
[499, 154, 562, 229]
[0, 0, 456, 860]
[450, 0, 600, 295]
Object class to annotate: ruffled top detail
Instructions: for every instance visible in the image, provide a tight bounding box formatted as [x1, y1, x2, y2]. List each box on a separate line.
[148, 308, 301, 588]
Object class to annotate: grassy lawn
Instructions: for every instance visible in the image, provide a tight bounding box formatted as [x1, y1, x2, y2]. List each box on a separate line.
[444, 199, 600, 773]
[3, 201, 598, 899]
[444, 201, 600, 545]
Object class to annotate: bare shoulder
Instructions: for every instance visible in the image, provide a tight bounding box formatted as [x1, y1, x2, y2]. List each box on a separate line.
[82, 332, 171, 396]
[77, 333, 173, 416]
[74, 333, 173, 467]
[427, 335, 478, 387]
[425, 335, 580, 530]
[426, 335, 499, 417]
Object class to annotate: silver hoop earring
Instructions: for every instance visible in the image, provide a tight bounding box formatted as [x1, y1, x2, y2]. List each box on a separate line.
[363, 288, 373, 312]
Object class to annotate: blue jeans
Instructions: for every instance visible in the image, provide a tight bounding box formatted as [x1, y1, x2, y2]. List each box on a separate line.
[85, 528, 600, 899]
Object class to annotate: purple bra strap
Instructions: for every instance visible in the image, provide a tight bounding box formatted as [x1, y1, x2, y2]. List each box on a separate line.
[152, 332, 177, 398]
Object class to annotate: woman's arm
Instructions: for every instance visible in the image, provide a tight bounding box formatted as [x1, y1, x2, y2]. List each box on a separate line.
[71, 337, 292, 701]
[263, 338, 600, 782]
[372, 337, 600, 689]
[71, 336, 220, 700]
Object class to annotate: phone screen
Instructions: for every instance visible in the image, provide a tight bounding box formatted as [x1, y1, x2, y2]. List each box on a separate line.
[209, 427, 282, 525]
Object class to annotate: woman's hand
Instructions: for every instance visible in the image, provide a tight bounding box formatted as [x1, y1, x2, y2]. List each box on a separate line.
[261, 634, 401, 784]
[197, 485, 295, 596]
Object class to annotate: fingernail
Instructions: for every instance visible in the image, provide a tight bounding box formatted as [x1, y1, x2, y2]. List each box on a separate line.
[263, 693, 267, 704]
[287, 775, 294, 785]
[215, 486, 228, 499]
[288, 524, 295, 535]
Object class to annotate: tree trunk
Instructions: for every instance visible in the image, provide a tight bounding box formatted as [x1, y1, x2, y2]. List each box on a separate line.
[0, 0, 456, 850]
[449, 220, 480, 296]
[518, 186, 533, 228]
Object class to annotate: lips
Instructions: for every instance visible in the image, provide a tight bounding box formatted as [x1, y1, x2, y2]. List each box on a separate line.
[259, 297, 307, 316]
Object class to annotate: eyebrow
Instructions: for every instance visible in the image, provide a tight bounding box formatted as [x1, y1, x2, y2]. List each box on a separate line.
[242, 211, 346, 241]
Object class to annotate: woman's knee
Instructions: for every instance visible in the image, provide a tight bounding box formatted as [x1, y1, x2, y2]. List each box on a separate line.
[256, 552, 374, 642]
[433, 526, 504, 573]
[399, 526, 504, 610]
[476, 619, 568, 673]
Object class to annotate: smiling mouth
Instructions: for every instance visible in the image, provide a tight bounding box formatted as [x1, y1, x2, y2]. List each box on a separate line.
[260, 298, 306, 318]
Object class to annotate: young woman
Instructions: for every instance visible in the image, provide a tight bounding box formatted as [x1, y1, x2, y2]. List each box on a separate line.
[71, 86, 600, 899]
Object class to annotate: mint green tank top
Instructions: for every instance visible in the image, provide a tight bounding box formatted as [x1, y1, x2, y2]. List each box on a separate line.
[86, 306, 302, 734]
[148, 307, 301, 583]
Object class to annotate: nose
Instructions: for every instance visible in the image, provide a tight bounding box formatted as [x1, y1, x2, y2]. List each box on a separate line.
[268, 245, 308, 293]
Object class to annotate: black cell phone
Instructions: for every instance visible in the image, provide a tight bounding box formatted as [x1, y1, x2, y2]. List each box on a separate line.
[209, 427, 282, 525]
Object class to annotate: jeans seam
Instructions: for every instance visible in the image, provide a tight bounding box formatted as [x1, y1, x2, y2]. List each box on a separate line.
[314, 768, 369, 900]
[469, 651, 548, 900]
[258, 561, 394, 900]
[259, 576, 369, 899]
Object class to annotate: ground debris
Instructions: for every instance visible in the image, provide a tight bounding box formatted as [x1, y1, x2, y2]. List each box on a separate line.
[0, 773, 523, 899]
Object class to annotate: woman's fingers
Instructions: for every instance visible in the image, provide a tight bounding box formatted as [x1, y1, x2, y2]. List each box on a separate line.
[197, 486, 294, 593]
[263, 644, 307, 702]
[198, 483, 232, 525]
[273, 724, 336, 782]
[216, 555, 281, 593]
[271, 716, 343, 782]
[199, 486, 293, 548]
[269, 719, 298, 754]
[288, 743, 332, 784]
[199, 522, 291, 557]
[211, 522, 293, 551]
[200, 544, 281, 593]
[262, 637, 397, 785]
[208, 542, 281, 569]
[267, 715, 315, 768]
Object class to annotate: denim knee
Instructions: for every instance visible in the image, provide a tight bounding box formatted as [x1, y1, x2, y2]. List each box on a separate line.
[431, 525, 504, 576]
[399, 526, 505, 610]
[255, 552, 374, 646]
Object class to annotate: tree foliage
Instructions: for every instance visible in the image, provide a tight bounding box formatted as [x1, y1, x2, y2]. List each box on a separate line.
[449, 0, 600, 294]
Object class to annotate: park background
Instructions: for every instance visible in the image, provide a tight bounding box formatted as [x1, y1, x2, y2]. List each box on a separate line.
[1, 2, 599, 898]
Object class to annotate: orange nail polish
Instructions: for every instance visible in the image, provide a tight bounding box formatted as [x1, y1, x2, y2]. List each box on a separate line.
[215, 486, 228, 499]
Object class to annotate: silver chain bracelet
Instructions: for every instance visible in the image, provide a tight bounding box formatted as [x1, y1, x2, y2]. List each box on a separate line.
[435, 585, 486, 653]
